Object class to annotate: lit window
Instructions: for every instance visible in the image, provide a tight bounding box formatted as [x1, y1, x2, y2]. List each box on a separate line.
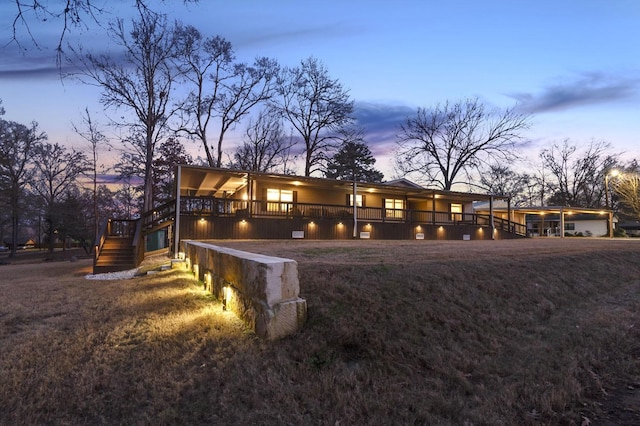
[267, 189, 293, 212]
[385, 199, 404, 218]
[349, 194, 363, 207]
[450, 203, 463, 221]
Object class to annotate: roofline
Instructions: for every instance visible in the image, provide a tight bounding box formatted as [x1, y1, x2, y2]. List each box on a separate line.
[177, 164, 505, 201]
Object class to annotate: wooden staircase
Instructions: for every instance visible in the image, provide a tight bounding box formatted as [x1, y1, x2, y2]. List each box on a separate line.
[93, 235, 136, 274]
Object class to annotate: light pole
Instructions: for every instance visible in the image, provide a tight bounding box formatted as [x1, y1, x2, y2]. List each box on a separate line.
[605, 169, 619, 209]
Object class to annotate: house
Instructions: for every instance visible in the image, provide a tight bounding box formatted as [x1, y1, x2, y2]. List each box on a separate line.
[617, 221, 640, 237]
[167, 166, 527, 253]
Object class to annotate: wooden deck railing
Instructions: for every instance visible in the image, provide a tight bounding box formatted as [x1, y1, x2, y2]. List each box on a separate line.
[178, 196, 527, 236]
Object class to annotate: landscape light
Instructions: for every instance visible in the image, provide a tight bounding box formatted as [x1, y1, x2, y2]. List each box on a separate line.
[193, 264, 199, 280]
[204, 272, 212, 292]
[222, 286, 232, 311]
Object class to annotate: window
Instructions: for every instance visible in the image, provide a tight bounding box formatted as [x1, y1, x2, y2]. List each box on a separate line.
[267, 189, 293, 212]
[450, 203, 463, 221]
[564, 222, 575, 231]
[385, 198, 404, 218]
[349, 194, 363, 207]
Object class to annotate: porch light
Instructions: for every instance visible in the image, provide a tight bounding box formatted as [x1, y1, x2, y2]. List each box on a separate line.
[240, 219, 247, 224]
[242, 194, 248, 200]
[309, 221, 315, 226]
[416, 225, 422, 231]
[199, 217, 206, 223]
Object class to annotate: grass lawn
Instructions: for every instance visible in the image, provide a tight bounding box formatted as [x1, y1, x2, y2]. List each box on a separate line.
[1, 238, 640, 424]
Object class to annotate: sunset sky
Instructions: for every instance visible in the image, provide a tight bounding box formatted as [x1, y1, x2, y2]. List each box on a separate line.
[1, 0, 639, 179]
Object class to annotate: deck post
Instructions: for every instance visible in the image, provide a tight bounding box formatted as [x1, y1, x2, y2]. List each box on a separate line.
[174, 165, 182, 257]
[490, 196, 495, 240]
[353, 179, 358, 238]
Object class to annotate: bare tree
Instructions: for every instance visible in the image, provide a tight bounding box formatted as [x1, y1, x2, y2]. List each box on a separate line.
[176, 27, 279, 167]
[478, 163, 531, 207]
[395, 98, 530, 190]
[0, 119, 45, 257]
[275, 57, 354, 176]
[540, 139, 617, 207]
[73, 108, 109, 242]
[232, 109, 296, 173]
[74, 5, 182, 213]
[32, 142, 88, 252]
[612, 161, 640, 219]
[10, 0, 197, 60]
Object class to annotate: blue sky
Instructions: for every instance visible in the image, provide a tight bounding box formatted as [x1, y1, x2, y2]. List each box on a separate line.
[1, 0, 639, 179]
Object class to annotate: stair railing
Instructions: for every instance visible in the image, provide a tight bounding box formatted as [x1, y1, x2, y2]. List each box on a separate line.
[94, 218, 110, 270]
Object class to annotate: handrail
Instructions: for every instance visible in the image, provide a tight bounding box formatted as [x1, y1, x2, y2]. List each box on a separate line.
[132, 218, 145, 267]
[94, 218, 110, 269]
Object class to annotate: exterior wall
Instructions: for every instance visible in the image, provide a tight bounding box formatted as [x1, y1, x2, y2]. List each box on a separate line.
[179, 215, 523, 241]
[564, 220, 607, 237]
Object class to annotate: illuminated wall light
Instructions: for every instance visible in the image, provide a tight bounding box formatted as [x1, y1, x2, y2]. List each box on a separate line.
[199, 217, 206, 223]
[240, 219, 247, 224]
[338, 222, 343, 226]
[416, 225, 422, 231]
[242, 194, 248, 200]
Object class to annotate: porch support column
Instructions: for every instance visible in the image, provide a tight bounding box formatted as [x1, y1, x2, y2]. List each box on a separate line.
[507, 197, 512, 233]
[490, 196, 495, 240]
[560, 207, 565, 239]
[431, 191, 436, 225]
[247, 173, 252, 216]
[174, 165, 182, 257]
[353, 179, 358, 238]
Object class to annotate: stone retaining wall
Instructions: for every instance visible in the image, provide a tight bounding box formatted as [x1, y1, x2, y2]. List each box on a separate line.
[179, 240, 307, 340]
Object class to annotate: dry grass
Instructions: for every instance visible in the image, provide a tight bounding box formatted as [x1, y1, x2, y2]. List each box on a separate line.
[1, 239, 640, 424]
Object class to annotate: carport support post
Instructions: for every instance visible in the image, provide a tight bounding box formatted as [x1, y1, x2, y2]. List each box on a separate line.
[560, 207, 565, 239]
[609, 211, 614, 238]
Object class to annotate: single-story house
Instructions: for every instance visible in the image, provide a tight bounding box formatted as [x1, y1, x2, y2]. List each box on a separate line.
[617, 221, 640, 237]
[164, 165, 528, 253]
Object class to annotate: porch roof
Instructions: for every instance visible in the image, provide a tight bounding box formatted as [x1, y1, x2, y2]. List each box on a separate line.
[176, 165, 502, 203]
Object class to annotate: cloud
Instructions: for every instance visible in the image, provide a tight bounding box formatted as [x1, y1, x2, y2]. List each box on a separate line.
[352, 102, 414, 157]
[511, 71, 640, 114]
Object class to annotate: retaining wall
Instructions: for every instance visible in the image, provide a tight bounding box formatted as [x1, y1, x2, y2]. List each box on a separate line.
[179, 240, 307, 340]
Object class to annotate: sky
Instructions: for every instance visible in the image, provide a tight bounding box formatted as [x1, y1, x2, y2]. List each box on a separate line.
[1, 0, 639, 180]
